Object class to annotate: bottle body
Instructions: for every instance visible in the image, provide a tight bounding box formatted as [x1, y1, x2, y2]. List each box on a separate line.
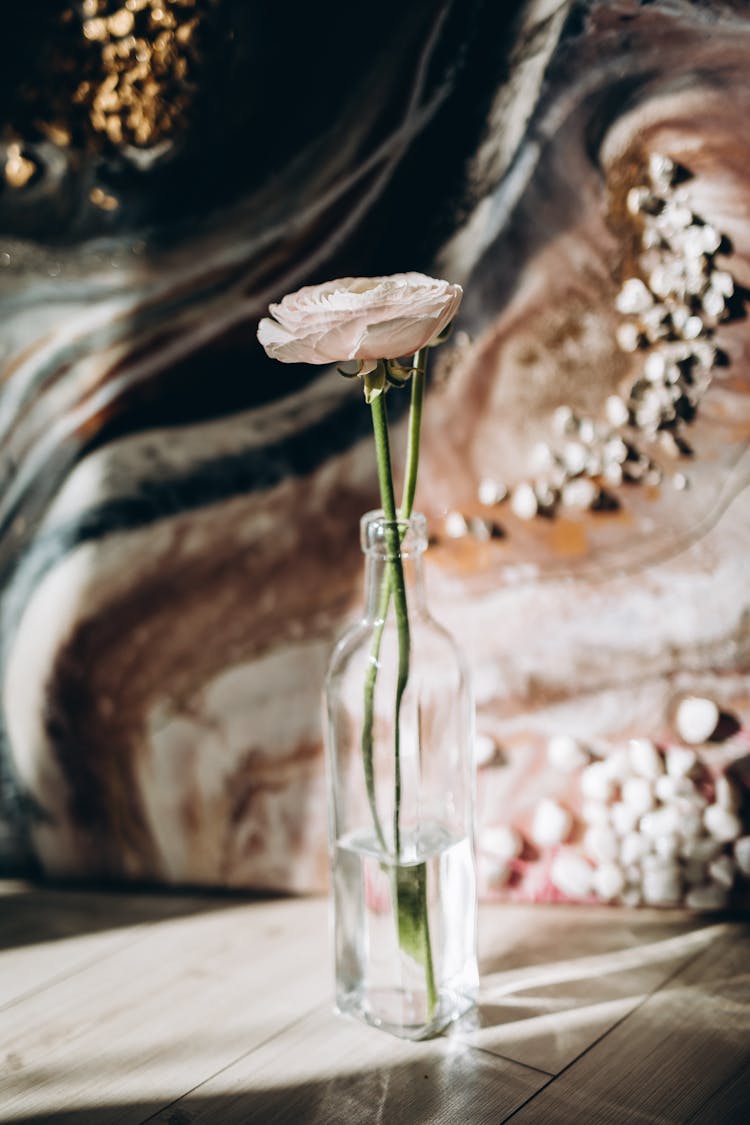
[325, 511, 477, 1039]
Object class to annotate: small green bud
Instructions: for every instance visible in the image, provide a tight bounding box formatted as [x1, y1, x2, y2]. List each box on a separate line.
[363, 363, 387, 403]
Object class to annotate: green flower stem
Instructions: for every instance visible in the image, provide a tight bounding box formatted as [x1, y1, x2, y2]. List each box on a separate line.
[400, 348, 426, 519]
[364, 351, 437, 1019]
[361, 577, 390, 852]
[361, 349, 427, 851]
[369, 389, 410, 857]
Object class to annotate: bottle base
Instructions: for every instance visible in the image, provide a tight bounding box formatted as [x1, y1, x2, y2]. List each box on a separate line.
[335, 985, 475, 1041]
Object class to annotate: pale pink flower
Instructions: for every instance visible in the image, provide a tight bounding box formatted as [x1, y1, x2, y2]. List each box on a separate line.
[257, 273, 462, 373]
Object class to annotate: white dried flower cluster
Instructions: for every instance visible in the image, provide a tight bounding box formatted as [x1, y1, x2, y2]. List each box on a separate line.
[461, 153, 738, 534]
[570, 726, 747, 909]
[611, 154, 732, 459]
[477, 696, 749, 909]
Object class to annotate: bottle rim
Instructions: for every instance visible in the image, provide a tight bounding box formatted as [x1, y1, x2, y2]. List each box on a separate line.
[360, 509, 428, 558]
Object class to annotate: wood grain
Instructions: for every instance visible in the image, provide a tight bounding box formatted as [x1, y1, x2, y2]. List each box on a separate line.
[505, 923, 750, 1124]
[0, 884, 227, 1010]
[0, 892, 330, 1124]
[457, 905, 726, 1074]
[147, 1005, 547, 1125]
[0, 885, 748, 1125]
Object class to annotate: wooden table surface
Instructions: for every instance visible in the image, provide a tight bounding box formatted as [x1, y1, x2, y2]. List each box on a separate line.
[0, 880, 748, 1124]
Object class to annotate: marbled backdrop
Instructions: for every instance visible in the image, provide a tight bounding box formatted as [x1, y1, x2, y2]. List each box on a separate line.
[1, 0, 749, 907]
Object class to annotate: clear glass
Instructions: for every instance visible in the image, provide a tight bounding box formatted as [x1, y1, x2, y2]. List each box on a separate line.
[325, 510, 478, 1039]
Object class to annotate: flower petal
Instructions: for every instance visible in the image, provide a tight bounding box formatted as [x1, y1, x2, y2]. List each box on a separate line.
[257, 273, 463, 366]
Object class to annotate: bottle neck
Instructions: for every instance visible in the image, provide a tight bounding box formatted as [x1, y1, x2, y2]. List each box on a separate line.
[363, 553, 428, 621]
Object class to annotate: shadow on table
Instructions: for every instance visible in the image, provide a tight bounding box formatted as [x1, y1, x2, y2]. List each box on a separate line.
[472, 909, 727, 1027]
[0, 881, 288, 952]
[5, 1031, 750, 1125]
[454, 910, 748, 1077]
[477, 908, 736, 999]
[0, 1049, 536, 1125]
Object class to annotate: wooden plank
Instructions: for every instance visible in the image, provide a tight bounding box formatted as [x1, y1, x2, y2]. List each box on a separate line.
[1, 888, 747, 1125]
[147, 1003, 548, 1125]
[0, 883, 229, 1010]
[0, 896, 331, 1124]
[505, 922, 750, 1124]
[683, 1057, 750, 1125]
[454, 904, 726, 1075]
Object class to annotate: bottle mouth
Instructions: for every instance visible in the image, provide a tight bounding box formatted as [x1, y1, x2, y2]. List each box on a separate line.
[360, 509, 428, 558]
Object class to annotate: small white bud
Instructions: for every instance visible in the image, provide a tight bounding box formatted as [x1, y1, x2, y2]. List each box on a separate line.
[642, 225, 663, 250]
[714, 775, 741, 813]
[710, 270, 734, 297]
[660, 203, 693, 231]
[611, 801, 640, 836]
[616, 322, 641, 353]
[602, 748, 631, 783]
[581, 800, 611, 827]
[583, 826, 620, 864]
[644, 352, 666, 381]
[700, 225, 721, 254]
[474, 733, 499, 768]
[479, 824, 523, 862]
[562, 440, 588, 476]
[674, 801, 704, 840]
[604, 437, 629, 465]
[628, 738, 664, 779]
[530, 441, 554, 472]
[642, 865, 683, 905]
[550, 851, 593, 898]
[734, 837, 750, 877]
[531, 799, 572, 848]
[592, 863, 626, 901]
[708, 854, 736, 889]
[666, 745, 697, 777]
[620, 831, 651, 866]
[561, 478, 599, 510]
[640, 806, 681, 838]
[444, 511, 468, 538]
[552, 405, 576, 434]
[648, 265, 676, 300]
[659, 431, 682, 459]
[648, 153, 675, 188]
[581, 761, 614, 802]
[626, 186, 651, 215]
[510, 482, 538, 521]
[702, 289, 725, 320]
[478, 854, 511, 887]
[622, 776, 656, 816]
[675, 696, 719, 744]
[478, 477, 507, 506]
[683, 315, 705, 340]
[547, 734, 589, 773]
[653, 834, 681, 862]
[616, 278, 653, 315]
[534, 481, 559, 511]
[703, 804, 742, 843]
[655, 775, 695, 803]
[605, 395, 629, 427]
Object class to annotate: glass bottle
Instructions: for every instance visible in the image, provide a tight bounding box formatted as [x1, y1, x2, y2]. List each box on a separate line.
[324, 509, 477, 1040]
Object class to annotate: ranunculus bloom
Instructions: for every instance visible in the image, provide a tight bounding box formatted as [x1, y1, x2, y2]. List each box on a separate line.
[257, 273, 463, 371]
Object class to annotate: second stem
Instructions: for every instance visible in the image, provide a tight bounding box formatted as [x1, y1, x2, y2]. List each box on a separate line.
[369, 387, 411, 856]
